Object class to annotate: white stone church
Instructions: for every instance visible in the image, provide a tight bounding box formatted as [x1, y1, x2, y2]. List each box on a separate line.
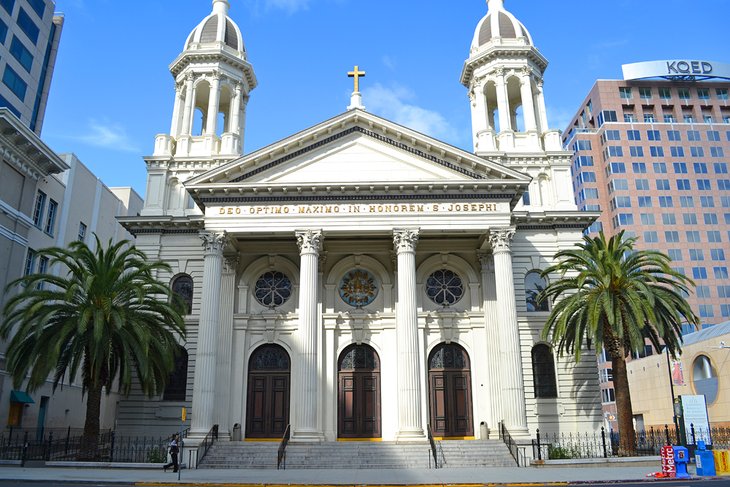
[119, 0, 602, 443]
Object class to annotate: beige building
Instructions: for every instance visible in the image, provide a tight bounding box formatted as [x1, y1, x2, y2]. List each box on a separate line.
[627, 321, 730, 430]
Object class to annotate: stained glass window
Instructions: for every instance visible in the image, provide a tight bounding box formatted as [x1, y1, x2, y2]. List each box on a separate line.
[339, 345, 379, 371]
[339, 269, 378, 308]
[429, 343, 469, 370]
[250, 345, 290, 371]
[254, 271, 292, 308]
[171, 274, 194, 315]
[426, 269, 464, 306]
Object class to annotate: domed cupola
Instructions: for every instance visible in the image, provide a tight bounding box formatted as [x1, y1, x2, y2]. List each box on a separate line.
[471, 0, 532, 51]
[184, 0, 245, 53]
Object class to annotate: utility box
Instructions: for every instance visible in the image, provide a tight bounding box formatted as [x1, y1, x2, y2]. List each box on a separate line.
[673, 446, 690, 479]
[696, 441, 717, 477]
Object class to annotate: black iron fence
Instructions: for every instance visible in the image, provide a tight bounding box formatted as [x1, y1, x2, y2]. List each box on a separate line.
[533, 425, 730, 461]
[0, 428, 189, 465]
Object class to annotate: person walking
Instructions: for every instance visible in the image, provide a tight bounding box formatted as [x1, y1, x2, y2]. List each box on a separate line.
[163, 434, 180, 472]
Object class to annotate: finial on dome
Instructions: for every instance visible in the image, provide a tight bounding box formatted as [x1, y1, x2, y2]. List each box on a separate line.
[487, 0, 505, 10]
[213, 0, 230, 15]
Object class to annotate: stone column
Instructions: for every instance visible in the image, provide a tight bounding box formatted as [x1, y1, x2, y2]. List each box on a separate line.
[293, 230, 324, 441]
[495, 72, 511, 132]
[536, 80, 549, 133]
[393, 229, 424, 440]
[214, 254, 237, 439]
[478, 252, 502, 437]
[230, 84, 243, 134]
[170, 84, 183, 136]
[206, 75, 221, 135]
[489, 229, 528, 435]
[519, 72, 538, 132]
[180, 74, 196, 136]
[191, 231, 227, 436]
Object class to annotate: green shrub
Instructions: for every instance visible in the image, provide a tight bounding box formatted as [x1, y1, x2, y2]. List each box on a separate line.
[147, 447, 167, 464]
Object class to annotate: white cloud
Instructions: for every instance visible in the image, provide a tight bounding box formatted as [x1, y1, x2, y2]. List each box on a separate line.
[263, 0, 310, 14]
[73, 120, 141, 153]
[363, 83, 459, 142]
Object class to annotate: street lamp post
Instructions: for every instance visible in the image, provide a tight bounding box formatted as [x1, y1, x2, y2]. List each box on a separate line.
[665, 347, 681, 444]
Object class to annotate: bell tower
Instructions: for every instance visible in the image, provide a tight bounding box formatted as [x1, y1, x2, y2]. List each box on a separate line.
[143, 0, 257, 217]
[461, 0, 576, 211]
[461, 0, 562, 154]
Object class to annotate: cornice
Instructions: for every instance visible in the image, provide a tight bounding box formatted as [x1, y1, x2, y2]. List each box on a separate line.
[0, 110, 68, 180]
[169, 50, 257, 91]
[512, 210, 600, 230]
[460, 45, 549, 87]
[118, 216, 204, 236]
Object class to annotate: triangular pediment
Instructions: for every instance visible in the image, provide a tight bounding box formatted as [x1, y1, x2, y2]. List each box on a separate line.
[186, 110, 530, 188]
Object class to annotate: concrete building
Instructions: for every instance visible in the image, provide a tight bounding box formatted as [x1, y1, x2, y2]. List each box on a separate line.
[563, 62, 730, 431]
[0, 0, 63, 135]
[1, 150, 143, 431]
[117, 0, 602, 450]
[627, 321, 730, 430]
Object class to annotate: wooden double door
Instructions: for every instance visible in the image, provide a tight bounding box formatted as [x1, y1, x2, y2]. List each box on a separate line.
[338, 344, 381, 438]
[246, 345, 290, 439]
[428, 343, 474, 438]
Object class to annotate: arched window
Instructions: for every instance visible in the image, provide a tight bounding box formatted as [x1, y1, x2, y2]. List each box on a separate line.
[254, 271, 293, 309]
[525, 271, 548, 312]
[425, 269, 465, 307]
[692, 355, 718, 404]
[532, 344, 557, 399]
[163, 347, 188, 401]
[171, 274, 194, 315]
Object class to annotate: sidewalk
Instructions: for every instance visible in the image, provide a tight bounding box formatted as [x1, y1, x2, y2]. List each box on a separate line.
[0, 464, 704, 485]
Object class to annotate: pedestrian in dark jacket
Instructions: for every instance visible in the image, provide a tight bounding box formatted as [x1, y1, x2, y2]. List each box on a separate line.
[163, 434, 180, 472]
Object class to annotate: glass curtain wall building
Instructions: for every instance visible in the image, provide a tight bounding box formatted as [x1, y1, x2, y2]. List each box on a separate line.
[0, 0, 62, 134]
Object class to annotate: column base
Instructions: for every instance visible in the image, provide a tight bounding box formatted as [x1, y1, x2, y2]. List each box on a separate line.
[395, 429, 426, 442]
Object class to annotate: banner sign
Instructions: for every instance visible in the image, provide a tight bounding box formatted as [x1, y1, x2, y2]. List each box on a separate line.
[680, 395, 712, 445]
[623, 60, 730, 81]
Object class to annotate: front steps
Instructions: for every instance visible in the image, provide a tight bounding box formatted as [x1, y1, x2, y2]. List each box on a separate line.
[198, 440, 516, 469]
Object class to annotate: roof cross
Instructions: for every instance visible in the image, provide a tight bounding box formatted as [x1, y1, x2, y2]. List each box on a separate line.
[348, 65, 366, 93]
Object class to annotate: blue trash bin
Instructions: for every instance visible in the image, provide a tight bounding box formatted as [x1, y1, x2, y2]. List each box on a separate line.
[696, 441, 717, 477]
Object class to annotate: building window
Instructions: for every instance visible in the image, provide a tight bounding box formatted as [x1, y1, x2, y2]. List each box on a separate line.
[656, 179, 670, 191]
[694, 162, 708, 174]
[9, 36, 33, 72]
[339, 269, 378, 308]
[643, 231, 658, 243]
[2, 66, 27, 102]
[710, 147, 724, 158]
[704, 213, 719, 225]
[711, 249, 726, 261]
[664, 114, 677, 123]
[36, 255, 48, 289]
[676, 180, 691, 191]
[718, 89, 729, 100]
[659, 88, 672, 100]
[77, 222, 87, 242]
[171, 274, 194, 314]
[32, 190, 46, 227]
[683, 213, 698, 225]
[640, 213, 655, 225]
[24, 248, 36, 276]
[662, 213, 677, 225]
[653, 162, 667, 173]
[638, 196, 652, 207]
[708, 230, 722, 243]
[647, 130, 660, 141]
[680, 196, 694, 208]
[624, 113, 636, 122]
[532, 344, 557, 399]
[649, 146, 664, 157]
[426, 269, 464, 307]
[700, 196, 714, 207]
[525, 271, 548, 312]
[632, 162, 647, 173]
[619, 87, 632, 100]
[630, 146, 644, 157]
[693, 355, 718, 404]
[665, 231, 679, 243]
[635, 179, 649, 191]
[678, 88, 691, 100]
[689, 249, 704, 261]
[44, 199, 57, 236]
[697, 180, 712, 191]
[627, 130, 641, 141]
[0, 0, 14, 15]
[692, 267, 708, 280]
[162, 347, 188, 402]
[697, 88, 710, 101]
[687, 230, 701, 243]
[667, 249, 682, 261]
[644, 113, 655, 123]
[715, 267, 729, 279]
[659, 196, 673, 208]
[684, 114, 694, 123]
[27, 0, 45, 18]
[690, 147, 704, 158]
[17, 8, 39, 44]
[668, 130, 681, 141]
[715, 163, 729, 174]
[639, 87, 652, 100]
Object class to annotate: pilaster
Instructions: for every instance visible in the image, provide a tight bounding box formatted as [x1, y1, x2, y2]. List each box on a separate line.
[478, 252, 502, 438]
[214, 254, 238, 439]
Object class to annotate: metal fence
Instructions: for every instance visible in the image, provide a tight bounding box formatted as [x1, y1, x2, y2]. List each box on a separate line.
[0, 428, 188, 464]
[532, 425, 730, 461]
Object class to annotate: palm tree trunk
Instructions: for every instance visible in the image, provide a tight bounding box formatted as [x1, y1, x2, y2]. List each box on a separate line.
[612, 354, 637, 456]
[79, 383, 102, 461]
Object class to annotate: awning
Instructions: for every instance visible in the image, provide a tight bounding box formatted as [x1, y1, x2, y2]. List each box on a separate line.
[9, 390, 34, 404]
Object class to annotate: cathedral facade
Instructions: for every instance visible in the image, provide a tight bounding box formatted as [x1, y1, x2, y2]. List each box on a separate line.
[118, 0, 602, 443]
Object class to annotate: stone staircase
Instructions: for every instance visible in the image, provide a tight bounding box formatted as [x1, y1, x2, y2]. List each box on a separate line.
[198, 440, 516, 469]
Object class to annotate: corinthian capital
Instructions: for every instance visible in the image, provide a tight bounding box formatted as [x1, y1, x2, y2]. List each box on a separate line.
[223, 254, 239, 274]
[393, 229, 420, 253]
[200, 231, 227, 255]
[296, 230, 323, 255]
[489, 228, 516, 253]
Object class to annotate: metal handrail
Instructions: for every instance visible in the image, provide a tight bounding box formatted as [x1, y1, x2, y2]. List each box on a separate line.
[426, 424, 440, 469]
[195, 424, 218, 468]
[277, 424, 291, 470]
[498, 420, 523, 467]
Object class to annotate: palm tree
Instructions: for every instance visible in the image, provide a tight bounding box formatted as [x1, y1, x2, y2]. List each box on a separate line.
[537, 231, 699, 456]
[2, 237, 186, 460]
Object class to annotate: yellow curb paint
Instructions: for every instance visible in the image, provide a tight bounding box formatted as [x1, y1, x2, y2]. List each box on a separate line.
[431, 436, 476, 441]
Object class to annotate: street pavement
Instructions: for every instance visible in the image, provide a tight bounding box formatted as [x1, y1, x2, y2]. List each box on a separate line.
[0, 464, 726, 485]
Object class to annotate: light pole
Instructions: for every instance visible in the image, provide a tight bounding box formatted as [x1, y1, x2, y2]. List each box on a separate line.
[665, 347, 681, 444]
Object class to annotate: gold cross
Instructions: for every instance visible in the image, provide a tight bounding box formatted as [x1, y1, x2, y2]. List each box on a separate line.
[348, 65, 366, 93]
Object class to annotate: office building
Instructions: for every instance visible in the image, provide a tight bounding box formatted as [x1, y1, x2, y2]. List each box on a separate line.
[563, 61, 730, 430]
[0, 0, 63, 135]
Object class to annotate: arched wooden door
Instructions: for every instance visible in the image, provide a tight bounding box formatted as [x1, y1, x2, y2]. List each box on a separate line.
[246, 345, 290, 439]
[428, 343, 474, 438]
[338, 344, 381, 439]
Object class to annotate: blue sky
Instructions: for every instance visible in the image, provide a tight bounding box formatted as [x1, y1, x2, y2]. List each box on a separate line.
[41, 0, 730, 196]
